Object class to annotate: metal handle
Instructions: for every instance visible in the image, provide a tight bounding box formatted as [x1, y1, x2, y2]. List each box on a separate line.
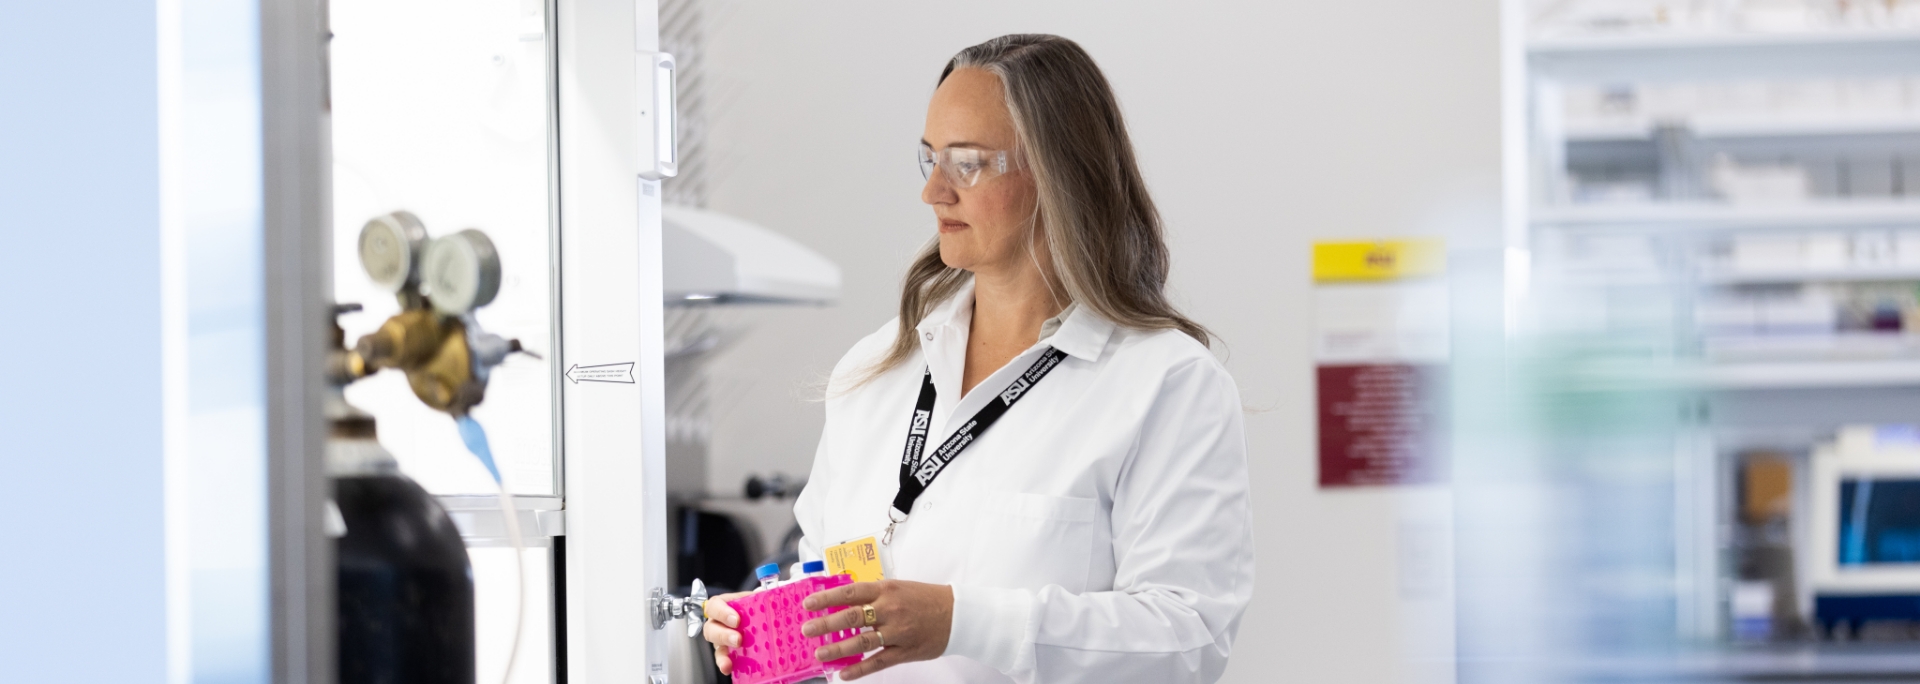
[650, 578, 708, 637]
[637, 52, 677, 180]
[654, 54, 676, 171]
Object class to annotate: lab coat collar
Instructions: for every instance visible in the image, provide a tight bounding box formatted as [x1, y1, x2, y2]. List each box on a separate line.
[915, 278, 976, 345]
[913, 277, 1114, 363]
[1043, 302, 1114, 363]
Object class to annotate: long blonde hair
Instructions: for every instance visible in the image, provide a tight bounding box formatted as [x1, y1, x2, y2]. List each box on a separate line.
[862, 34, 1208, 383]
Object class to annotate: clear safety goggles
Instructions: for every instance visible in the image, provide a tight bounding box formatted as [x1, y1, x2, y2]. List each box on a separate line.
[918, 144, 1019, 188]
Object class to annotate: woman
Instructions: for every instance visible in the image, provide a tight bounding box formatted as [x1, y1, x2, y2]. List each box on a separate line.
[703, 34, 1254, 683]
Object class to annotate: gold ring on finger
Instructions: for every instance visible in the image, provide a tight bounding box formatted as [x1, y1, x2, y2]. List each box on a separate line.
[861, 604, 878, 627]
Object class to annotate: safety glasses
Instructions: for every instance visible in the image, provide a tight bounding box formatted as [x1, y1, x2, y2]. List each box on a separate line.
[918, 143, 1019, 188]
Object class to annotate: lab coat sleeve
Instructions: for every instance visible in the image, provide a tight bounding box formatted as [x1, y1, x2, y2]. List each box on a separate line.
[945, 355, 1256, 683]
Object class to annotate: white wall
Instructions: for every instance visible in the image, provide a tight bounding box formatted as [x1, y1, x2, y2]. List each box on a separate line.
[696, 2, 1503, 682]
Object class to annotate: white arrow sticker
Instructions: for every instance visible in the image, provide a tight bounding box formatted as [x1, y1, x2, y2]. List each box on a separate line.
[566, 362, 635, 384]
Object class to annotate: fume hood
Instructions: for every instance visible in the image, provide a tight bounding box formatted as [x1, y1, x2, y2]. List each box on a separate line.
[663, 205, 840, 305]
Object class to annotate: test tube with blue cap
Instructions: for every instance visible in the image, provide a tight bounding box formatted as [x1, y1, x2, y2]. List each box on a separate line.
[790, 559, 827, 580]
[755, 562, 782, 590]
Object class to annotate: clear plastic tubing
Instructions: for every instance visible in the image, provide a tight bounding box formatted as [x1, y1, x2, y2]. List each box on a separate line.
[756, 562, 782, 590]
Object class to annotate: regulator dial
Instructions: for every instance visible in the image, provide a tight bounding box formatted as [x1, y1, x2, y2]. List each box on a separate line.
[357, 211, 429, 293]
[421, 229, 502, 316]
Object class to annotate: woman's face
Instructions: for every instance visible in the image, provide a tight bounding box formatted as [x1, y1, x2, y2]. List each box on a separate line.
[921, 68, 1040, 275]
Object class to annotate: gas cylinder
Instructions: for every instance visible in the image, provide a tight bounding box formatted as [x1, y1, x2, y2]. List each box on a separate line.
[329, 398, 475, 684]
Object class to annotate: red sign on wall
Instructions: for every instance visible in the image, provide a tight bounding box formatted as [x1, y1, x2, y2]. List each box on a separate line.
[1317, 363, 1447, 487]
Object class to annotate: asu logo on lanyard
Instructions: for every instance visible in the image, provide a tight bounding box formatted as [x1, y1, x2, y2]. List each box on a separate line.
[999, 378, 1031, 404]
[884, 346, 1071, 545]
[900, 408, 931, 466]
[913, 453, 946, 485]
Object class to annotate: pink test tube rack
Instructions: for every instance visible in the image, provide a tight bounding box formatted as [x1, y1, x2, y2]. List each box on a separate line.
[727, 574, 864, 684]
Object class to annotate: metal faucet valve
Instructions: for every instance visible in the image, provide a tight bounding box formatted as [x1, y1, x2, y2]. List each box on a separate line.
[650, 578, 710, 638]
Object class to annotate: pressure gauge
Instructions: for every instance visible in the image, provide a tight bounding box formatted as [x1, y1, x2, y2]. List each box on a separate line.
[358, 211, 429, 293]
[421, 229, 502, 316]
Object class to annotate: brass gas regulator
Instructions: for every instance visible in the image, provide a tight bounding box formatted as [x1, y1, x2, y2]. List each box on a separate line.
[332, 211, 532, 416]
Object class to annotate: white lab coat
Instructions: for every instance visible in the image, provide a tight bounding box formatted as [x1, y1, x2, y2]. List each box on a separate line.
[793, 279, 1255, 684]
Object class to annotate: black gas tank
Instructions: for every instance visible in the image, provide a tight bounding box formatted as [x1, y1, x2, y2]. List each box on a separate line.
[336, 474, 474, 684]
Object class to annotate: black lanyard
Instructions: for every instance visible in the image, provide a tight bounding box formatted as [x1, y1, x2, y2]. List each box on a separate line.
[884, 346, 1070, 544]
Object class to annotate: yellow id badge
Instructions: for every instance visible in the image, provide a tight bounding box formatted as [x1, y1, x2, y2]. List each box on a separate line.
[824, 536, 885, 583]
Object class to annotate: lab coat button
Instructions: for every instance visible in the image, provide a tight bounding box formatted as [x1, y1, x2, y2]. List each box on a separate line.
[924, 332, 933, 341]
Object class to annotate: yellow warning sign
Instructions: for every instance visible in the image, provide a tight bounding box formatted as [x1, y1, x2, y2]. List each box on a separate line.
[1312, 239, 1445, 283]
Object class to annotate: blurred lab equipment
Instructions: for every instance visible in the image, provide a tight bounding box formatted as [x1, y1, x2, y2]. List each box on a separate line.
[328, 213, 535, 683]
[1809, 425, 1920, 637]
[663, 204, 841, 305]
[744, 472, 805, 500]
[328, 313, 478, 684]
[1732, 452, 1802, 642]
[659, 204, 839, 500]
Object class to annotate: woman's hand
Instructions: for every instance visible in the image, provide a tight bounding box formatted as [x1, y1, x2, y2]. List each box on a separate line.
[699, 591, 751, 675]
[800, 580, 954, 680]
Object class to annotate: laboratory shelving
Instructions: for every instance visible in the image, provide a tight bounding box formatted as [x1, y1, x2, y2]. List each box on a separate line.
[1698, 264, 1920, 284]
[1687, 358, 1920, 389]
[1558, 357, 1920, 392]
[1533, 200, 1920, 231]
[1527, 28, 1920, 81]
[1557, 642, 1920, 680]
[1529, 26, 1920, 53]
[1565, 113, 1920, 141]
[1509, 5, 1920, 677]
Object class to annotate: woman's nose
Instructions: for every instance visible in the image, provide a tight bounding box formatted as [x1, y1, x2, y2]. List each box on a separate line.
[921, 167, 956, 205]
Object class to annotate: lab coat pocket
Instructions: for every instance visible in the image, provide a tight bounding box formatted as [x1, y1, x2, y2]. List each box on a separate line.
[976, 491, 1098, 593]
